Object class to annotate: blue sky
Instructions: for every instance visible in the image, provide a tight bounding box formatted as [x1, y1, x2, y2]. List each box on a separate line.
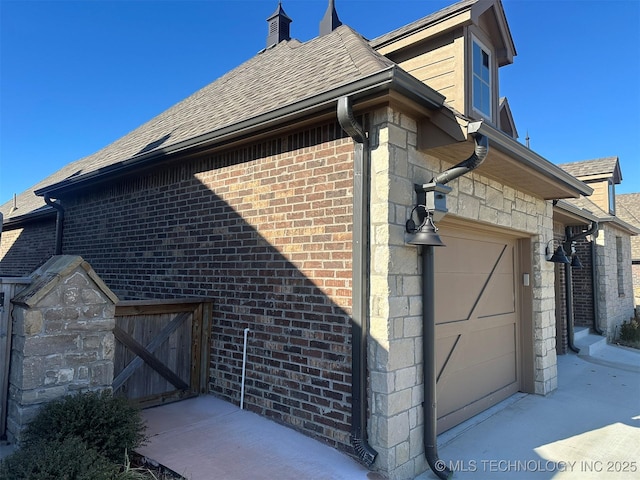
[1, 0, 639, 207]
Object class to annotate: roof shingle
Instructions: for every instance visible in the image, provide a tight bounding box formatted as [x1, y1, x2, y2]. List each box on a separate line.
[1, 26, 394, 221]
[558, 157, 621, 181]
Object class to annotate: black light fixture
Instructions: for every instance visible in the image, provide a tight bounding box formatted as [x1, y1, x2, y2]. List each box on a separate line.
[406, 205, 445, 247]
[571, 255, 583, 268]
[545, 239, 570, 264]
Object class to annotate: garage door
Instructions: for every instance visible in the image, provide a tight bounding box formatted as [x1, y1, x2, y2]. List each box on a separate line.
[434, 227, 519, 433]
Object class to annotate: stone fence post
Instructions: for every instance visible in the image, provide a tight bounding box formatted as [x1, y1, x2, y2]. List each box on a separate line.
[7, 255, 119, 443]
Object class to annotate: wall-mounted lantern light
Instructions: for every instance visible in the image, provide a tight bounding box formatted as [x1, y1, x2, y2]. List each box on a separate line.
[545, 239, 570, 264]
[406, 206, 445, 247]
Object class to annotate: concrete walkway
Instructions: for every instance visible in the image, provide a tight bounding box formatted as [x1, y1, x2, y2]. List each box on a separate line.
[2, 343, 638, 479]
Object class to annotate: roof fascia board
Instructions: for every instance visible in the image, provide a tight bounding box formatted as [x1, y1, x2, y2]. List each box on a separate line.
[553, 200, 599, 223]
[35, 66, 447, 197]
[476, 122, 593, 198]
[597, 216, 640, 235]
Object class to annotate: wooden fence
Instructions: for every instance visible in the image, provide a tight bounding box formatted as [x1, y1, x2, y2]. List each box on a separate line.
[0, 277, 31, 440]
[114, 298, 212, 409]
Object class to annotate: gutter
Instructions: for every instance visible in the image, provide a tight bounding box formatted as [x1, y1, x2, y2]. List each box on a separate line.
[1, 207, 57, 229]
[474, 123, 593, 198]
[35, 66, 445, 198]
[337, 96, 378, 468]
[43, 194, 64, 255]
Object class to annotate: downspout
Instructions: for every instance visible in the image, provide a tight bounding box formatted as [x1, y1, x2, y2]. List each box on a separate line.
[337, 96, 378, 467]
[420, 125, 487, 480]
[564, 222, 599, 352]
[44, 194, 65, 255]
[430, 123, 488, 185]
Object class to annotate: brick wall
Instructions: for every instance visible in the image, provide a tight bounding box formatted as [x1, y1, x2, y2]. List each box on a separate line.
[60, 121, 356, 451]
[0, 217, 56, 276]
[571, 237, 594, 328]
[553, 224, 567, 355]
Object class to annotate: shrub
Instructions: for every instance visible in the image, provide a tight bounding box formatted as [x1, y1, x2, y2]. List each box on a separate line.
[22, 390, 146, 463]
[619, 319, 640, 348]
[0, 436, 118, 480]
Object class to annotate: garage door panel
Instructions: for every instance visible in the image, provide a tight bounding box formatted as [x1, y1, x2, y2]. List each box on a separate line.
[437, 351, 518, 418]
[437, 323, 516, 378]
[435, 273, 487, 323]
[475, 273, 516, 318]
[436, 237, 507, 274]
[434, 228, 520, 433]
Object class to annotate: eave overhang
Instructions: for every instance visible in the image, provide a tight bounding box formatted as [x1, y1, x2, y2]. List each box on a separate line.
[1, 206, 56, 229]
[419, 120, 593, 200]
[553, 199, 599, 226]
[35, 66, 448, 198]
[596, 216, 640, 236]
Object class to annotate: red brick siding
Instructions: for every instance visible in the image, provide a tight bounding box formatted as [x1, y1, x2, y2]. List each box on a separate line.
[61, 122, 356, 451]
[0, 217, 56, 276]
[555, 260, 568, 355]
[571, 238, 594, 327]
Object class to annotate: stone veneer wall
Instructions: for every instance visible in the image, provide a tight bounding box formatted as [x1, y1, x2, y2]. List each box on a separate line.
[7, 256, 117, 443]
[633, 263, 640, 308]
[595, 225, 635, 341]
[367, 106, 557, 480]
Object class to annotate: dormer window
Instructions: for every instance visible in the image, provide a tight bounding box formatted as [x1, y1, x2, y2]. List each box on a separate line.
[608, 179, 616, 215]
[472, 37, 492, 119]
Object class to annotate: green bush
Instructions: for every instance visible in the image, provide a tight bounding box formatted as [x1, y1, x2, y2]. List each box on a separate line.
[22, 390, 146, 463]
[0, 436, 118, 480]
[619, 319, 640, 348]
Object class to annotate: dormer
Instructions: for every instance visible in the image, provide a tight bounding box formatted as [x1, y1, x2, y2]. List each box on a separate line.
[559, 157, 623, 215]
[370, 0, 516, 128]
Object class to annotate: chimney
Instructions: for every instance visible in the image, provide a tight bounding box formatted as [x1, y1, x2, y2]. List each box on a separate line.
[266, 1, 292, 48]
[320, 0, 342, 36]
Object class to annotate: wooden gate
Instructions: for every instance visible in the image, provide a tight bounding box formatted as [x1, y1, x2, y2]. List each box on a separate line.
[114, 299, 212, 409]
[1, 277, 31, 439]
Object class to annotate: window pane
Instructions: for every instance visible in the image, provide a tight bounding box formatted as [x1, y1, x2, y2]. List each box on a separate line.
[473, 76, 482, 110]
[481, 83, 490, 113]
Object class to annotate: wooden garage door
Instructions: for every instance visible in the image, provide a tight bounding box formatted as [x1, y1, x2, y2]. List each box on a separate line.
[434, 227, 519, 433]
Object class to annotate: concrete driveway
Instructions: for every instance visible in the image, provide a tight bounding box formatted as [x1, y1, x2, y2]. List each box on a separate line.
[419, 343, 640, 479]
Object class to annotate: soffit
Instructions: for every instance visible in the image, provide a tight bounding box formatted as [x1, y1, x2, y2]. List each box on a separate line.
[419, 125, 591, 200]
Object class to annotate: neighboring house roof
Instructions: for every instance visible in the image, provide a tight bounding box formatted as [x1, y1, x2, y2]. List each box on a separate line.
[370, 0, 516, 66]
[561, 195, 640, 236]
[617, 193, 640, 260]
[558, 157, 622, 184]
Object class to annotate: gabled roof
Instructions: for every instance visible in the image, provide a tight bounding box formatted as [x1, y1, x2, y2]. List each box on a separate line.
[617, 193, 640, 260]
[370, 0, 516, 66]
[2, 25, 412, 220]
[498, 97, 518, 139]
[558, 157, 622, 184]
[560, 195, 640, 236]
